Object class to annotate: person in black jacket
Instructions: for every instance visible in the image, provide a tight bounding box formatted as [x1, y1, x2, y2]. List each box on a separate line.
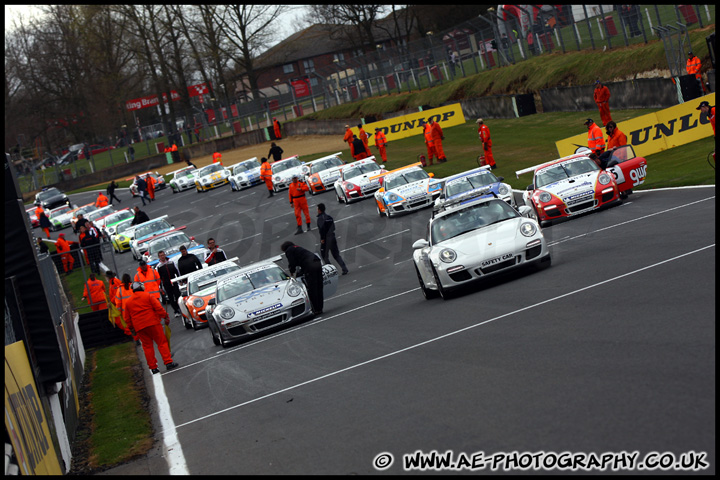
[177, 245, 203, 276]
[130, 206, 150, 225]
[316, 203, 348, 275]
[281, 241, 324, 314]
[268, 142, 284, 161]
[107, 180, 122, 204]
[156, 250, 182, 318]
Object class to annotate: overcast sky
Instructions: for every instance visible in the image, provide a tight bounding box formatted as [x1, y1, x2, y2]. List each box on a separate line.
[5, 5, 308, 45]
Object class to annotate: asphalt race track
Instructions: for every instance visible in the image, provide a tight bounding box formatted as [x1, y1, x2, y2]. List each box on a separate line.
[68, 182, 715, 475]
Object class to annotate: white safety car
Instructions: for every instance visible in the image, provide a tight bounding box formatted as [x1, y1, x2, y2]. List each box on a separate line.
[374, 162, 442, 217]
[413, 194, 550, 300]
[195, 163, 231, 192]
[333, 157, 387, 203]
[205, 256, 339, 347]
[228, 157, 263, 191]
[271, 155, 305, 192]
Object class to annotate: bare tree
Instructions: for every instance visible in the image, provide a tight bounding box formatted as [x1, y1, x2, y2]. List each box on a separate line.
[212, 5, 289, 100]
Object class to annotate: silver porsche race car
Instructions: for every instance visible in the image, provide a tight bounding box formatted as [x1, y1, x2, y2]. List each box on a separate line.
[206, 256, 339, 347]
[412, 194, 550, 300]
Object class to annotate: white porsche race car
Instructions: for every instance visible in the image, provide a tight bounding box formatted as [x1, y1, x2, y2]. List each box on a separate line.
[413, 194, 550, 300]
[333, 156, 386, 203]
[271, 155, 305, 192]
[228, 157, 263, 191]
[374, 162, 442, 217]
[206, 256, 339, 347]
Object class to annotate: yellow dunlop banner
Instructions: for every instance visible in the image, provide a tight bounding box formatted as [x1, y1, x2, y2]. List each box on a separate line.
[352, 103, 466, 147]
[4, 341, 63, 475]
[555, 92, 715, 158]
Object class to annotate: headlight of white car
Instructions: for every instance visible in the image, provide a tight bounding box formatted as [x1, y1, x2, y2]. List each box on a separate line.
[519, 222, 537, 237]
[387, 193, 400, 203]
[439, 248, 457, 263]
[192, 298, 205, 308]
[218, 306, 235, 320]
[286, 282, 302, 297]
[498, 184, 509, 195]
[274, 175, 281, 183]
[538, 191, 552, 203]
[598, 173, 611, 185]
[344, 182, 356, 190]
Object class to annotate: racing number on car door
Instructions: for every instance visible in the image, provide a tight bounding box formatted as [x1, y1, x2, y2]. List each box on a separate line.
[607, 166, 626, 185]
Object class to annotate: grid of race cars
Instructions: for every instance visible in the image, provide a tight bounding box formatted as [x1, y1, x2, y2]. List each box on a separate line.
[33, 145, 647, 347]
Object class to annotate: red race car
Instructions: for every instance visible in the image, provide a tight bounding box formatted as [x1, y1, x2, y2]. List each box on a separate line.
[516, 145, 647, 227]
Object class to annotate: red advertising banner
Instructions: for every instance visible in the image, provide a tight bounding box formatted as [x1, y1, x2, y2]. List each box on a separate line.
[230, 104, 239, 117]
[291, 78, 311, 98]
[126, 83, 211, 111]
[205, 109, 216, 123]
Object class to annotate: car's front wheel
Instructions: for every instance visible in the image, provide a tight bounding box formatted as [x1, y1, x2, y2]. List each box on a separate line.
[432, 266, 451, 300]
[415, 264, 438, 300]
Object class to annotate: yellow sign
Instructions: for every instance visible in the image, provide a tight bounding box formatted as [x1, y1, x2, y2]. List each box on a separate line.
[351, 104, 466, 147]
[555, 93, 715, 158]
[4, 341, 63, 475]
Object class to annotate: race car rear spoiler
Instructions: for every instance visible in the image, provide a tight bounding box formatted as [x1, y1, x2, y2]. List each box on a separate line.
[368, 161, 422, 181]
[137, 225, 186, 245]
[515, 152, 594, 179]
[170, 256, 240, 284]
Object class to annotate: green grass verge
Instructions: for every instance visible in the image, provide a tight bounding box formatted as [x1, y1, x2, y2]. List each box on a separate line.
[88, 342, 152, 468]
[303, 110, 716, 192]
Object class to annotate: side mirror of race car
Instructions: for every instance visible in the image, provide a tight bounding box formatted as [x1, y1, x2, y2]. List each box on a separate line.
[526, 184, 534, 191]
[412, 239, 429, 249]
[517, 205, 533, 217]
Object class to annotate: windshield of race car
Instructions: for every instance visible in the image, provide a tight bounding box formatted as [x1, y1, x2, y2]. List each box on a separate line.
[445, 171, 499, 197]
[115, 219, 134, 235]
[198, 163, 225, 176]
[342, 162, 381, 180]
[233, 160, 260, 174]
[36, 188, 63, 200]
[431, 199, 520, 244]
[134, 219, 172, 239]
[147, 232, 191, 255]
[272, 158, 301, 173]
[535, 158, 599, 188]
[102, 209, 134, 225]
[49, 206, 73, 217]
[174, 168, 195, 179]
[216, 266, 289, 303]
[384, 169, 429, 191]
[87, 207, 114, 221]
[310, 157, 343, 174]
[188, 265, 242, 295]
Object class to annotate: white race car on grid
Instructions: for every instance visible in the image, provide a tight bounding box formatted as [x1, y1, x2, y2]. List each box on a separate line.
[374, 162, 442, 217]
[228, 157, 263, 191]
[206, 256, 339, 347]
[271, 155, 306, 192]
[333, 156, 387, 203]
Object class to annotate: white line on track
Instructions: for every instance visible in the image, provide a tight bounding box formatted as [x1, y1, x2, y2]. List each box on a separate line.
[547, 196, 714, 247]
[168, 243, 714, 433]
[341, 229, 409, 252]
[152, 374, 189, 474]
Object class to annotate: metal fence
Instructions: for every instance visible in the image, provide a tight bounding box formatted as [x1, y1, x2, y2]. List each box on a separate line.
[12, 4, 715, 195]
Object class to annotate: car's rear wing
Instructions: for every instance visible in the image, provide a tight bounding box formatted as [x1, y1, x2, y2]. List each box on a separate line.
[514, 152, 590, 179]
[368, 161, 422, 181]
[137, 226, 187, 245]
[171, 256, 240, 284]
